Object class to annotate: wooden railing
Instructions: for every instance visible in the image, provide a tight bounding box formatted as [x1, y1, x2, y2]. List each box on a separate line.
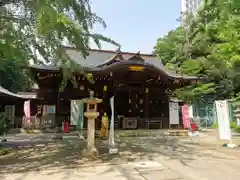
[22, 115, 56, 129]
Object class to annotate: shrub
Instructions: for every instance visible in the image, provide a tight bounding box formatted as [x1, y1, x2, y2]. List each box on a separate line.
[211, 120, 237, 129]
[230, 121, 237, 129]
[0, 148, 11, 156]
[211, 121, 218, 128]
[233, 126, 240, 133]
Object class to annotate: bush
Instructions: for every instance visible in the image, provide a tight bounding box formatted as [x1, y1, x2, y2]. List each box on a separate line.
[233, 126, 240, 133]
[230, 121, 237, 129]
[0, 148, 11, 156]
[211, 121, 218, 128]
[211, 120, 237, 129]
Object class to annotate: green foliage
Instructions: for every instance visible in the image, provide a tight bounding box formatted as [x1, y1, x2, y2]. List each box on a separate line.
[154, 27, 186, 66]
[154, 0, 240, 102]
[0, 0, 119, 91]
[0, 59, 31, 92]
[0, 147, 11, 156]
[211, 120, 237, 129]
[230, 121, 237, 129]
[211, 121, 218, 128]
[233, 126, 240, 133]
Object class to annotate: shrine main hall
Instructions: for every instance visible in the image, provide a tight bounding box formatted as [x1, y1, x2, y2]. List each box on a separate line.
[27, 47, 198, 130]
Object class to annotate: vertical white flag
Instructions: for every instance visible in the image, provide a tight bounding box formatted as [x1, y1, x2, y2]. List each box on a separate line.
[70, 100, 81, 125]
[215, 100, 232, 140]
[188, 105, 193, 119]
[169, 102, 179, 125]
[109, 96, 115, 147]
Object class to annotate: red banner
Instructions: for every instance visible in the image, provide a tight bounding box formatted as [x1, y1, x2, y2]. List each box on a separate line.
[182, 104, 190, 129]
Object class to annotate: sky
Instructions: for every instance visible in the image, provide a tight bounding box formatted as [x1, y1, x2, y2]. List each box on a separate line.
[90, 0, 181, 54]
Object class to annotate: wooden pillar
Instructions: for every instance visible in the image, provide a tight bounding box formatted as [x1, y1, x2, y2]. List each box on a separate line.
[145, 88, 149, 121]
[56, 74, 61, 127]
[112, 80, 118, 129]
[55, 91, 60, 127]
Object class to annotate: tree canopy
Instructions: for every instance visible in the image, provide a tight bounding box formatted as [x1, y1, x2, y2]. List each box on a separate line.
[154, 0, 240, 104]
[0, 0, 118, 92]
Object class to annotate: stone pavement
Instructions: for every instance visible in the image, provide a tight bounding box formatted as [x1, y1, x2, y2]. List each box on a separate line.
[1, 132, 240, 179]
[1, 160, 184, 180]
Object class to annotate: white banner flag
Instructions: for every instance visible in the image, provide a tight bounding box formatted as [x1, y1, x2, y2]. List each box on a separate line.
[215, 100, 232, 140]
[109, 96, 115, 147]
[169, 102, 179, 125]
[70, 100, 81, 125]
[188, 105, 193, 119]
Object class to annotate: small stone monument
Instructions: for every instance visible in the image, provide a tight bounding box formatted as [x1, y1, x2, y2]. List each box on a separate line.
[83, 91, 102, 157]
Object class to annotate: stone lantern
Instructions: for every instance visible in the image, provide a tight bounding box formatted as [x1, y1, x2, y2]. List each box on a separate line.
[83, 91, 102, 156]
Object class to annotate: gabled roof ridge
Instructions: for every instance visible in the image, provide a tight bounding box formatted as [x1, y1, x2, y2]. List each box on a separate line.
[109, 48, 126, 61]
[128, 51, 145, 61]
[64, 46, 156, 57]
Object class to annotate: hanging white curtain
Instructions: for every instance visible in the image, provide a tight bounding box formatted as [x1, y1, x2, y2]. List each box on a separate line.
[188, 105, 193, 120]
[169, 102, 179, 125]
[109, 96, 115, 147]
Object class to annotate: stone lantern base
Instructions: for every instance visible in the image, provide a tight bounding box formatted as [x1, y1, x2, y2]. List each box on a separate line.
[82, 147, 99, 158]
[82, 112, 99, 158]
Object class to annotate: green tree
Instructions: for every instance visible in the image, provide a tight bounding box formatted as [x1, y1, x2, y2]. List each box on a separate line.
[0, 59, 30, 92]
[0, 0, 119, 91]
[154, 0, 240, 102]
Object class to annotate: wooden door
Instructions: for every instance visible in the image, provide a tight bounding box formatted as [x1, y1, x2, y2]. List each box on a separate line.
[4, 105, 15, 126]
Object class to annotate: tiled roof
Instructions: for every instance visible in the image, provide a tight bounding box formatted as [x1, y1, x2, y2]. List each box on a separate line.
[0, 86, 36, 99]
[0, 86, 24, 98]
[29, 47, 198, 80]
[66, 47, 161, 68]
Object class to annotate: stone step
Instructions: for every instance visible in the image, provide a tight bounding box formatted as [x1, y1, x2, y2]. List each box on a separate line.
[168, 130, 189, 136]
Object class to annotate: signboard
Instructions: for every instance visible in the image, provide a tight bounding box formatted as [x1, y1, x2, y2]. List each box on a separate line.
[128, 66, 145, 71]
[42, 105, 55, 115]
[215, 100, 231, 140]
[169, 102, 179, 125]
[182, 104, 190, 128]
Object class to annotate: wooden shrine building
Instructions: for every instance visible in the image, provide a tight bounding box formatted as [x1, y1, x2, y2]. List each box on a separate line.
[0, 86, 36, 128]
[27, 47, 198, 130]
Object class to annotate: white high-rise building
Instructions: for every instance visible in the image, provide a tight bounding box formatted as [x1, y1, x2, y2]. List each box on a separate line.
[181, 0, 203, 15]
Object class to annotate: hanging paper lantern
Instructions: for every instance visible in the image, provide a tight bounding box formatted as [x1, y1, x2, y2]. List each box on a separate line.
[145, 88, 149, 93]
[103, 85, 107, 91]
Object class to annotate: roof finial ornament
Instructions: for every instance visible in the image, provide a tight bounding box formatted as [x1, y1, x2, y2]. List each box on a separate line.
[116, 47, 121, 53]
[128, 51, 144, 62]
[136, 51, 141, 58]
